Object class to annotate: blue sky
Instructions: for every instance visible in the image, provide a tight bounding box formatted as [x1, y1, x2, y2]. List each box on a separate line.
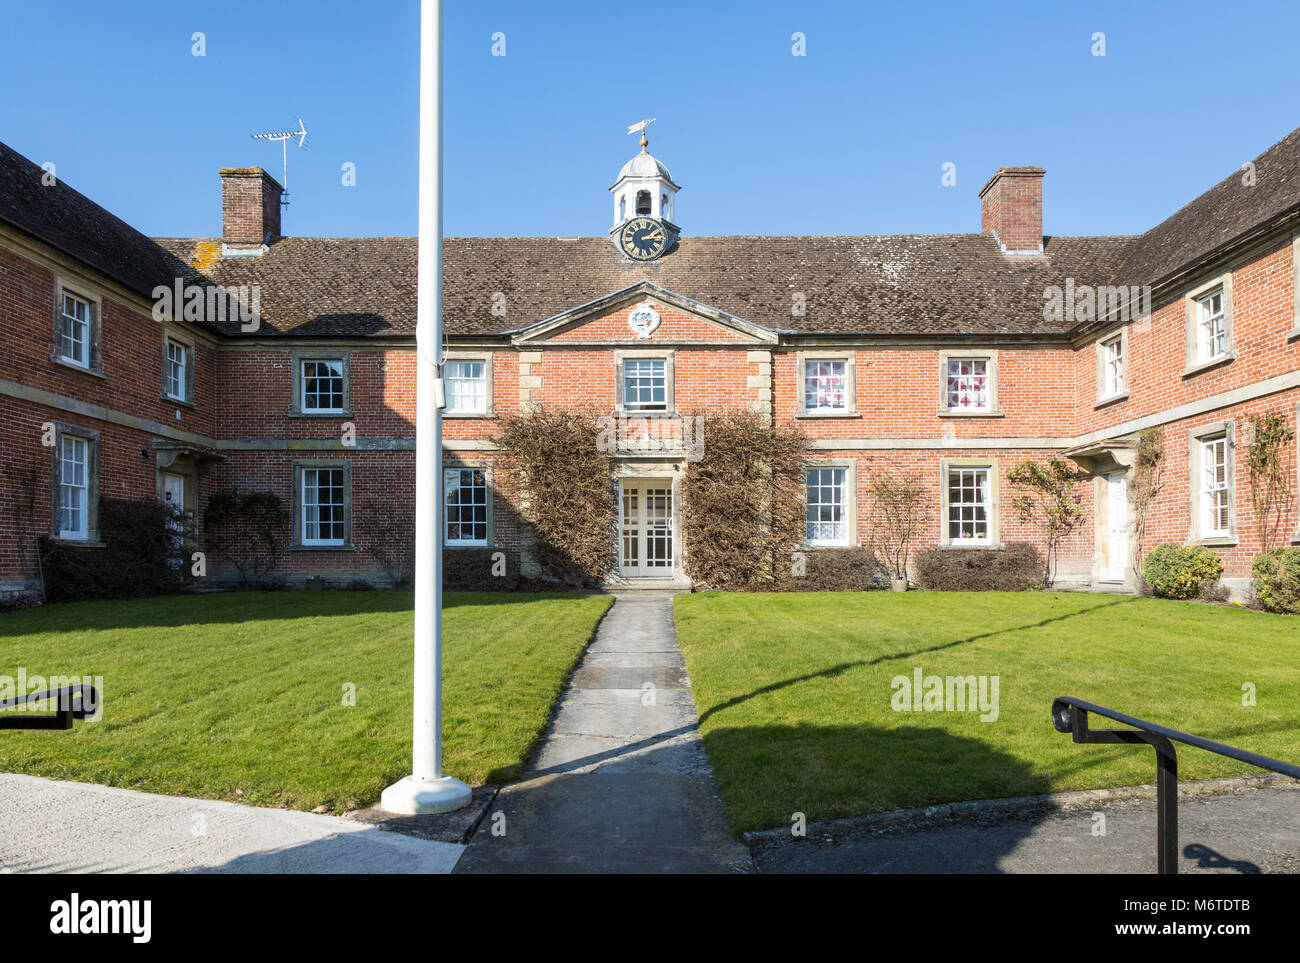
[2, 0, 1298, 240]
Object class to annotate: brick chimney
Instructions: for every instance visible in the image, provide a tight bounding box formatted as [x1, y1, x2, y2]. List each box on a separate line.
[979, 166, 1045, 254]
[220, 167, 282, 254]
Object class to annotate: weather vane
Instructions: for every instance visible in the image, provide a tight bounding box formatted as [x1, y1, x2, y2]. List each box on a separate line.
[626, 117, 656, 150]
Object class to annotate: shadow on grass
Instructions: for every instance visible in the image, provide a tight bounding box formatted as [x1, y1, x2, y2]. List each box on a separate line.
[698, 595, 1139, 726]
[0, 589, 594, 637]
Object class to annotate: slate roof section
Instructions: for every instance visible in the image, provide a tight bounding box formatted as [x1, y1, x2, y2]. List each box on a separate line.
[1114, 125, 1300, 288]
[156, 233, 1138, 339]
[0, 141, 191, 303]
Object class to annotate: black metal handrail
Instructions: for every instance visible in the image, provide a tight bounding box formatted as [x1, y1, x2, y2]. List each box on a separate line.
[0, 684, 100, 730]
[1052, 696, 1300, 874]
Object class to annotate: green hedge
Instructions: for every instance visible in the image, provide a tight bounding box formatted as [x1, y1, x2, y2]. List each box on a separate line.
[40, 498, 188, 603]
[443, 547, 521, 591]
[1252, 548, 1300, 614]
[1142, 544, 1224, 600]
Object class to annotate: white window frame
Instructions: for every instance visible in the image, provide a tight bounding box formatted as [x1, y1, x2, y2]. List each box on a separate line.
[1197, 290, 1226, 363]
[795, 353, 857, 413]
[947, 467, 991, 545]
[623, 357, 667, 412]
[941, 459, 1000, 547]
[299, 465, 348, 546]
[164, 337, 190, 401]
[946, 358, 990, 412]
[805, 465, 852, 547]
[58, 291, 93, 369]
[1200, 436, 1230, 539]
[616, 350, 681, 415]
[444, 467, 491, 546]
[1187, 422, 1236, 544]
[1183, 274, 1234, 375]
[938, 351, 999, 416]
[1097, 329, 1128, 403]
[299, 358, 347, 414]
[58, 435, 89, 540]
[444, 358, 489, 415]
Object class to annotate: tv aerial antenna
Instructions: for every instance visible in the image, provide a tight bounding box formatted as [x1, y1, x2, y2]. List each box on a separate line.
[250, 119, 308, 206]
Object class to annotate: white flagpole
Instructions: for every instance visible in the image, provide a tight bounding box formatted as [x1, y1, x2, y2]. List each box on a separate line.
[380, 0, 471, 816]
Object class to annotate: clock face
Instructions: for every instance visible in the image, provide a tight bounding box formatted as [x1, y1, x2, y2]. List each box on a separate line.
[619, 217, 668, 261]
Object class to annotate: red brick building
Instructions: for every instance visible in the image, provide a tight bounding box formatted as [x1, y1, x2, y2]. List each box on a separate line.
[2, 127, 1298, 599]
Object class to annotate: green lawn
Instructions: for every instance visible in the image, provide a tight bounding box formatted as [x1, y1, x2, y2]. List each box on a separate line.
[0, 591, 612, 811]
[675, 591, 1300, 834]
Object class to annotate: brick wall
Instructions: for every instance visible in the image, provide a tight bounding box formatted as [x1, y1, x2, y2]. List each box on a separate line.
[3, 223, 1298, 596]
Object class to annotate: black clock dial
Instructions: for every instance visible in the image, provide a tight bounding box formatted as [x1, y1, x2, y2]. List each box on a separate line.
[619, 217, 667, 261]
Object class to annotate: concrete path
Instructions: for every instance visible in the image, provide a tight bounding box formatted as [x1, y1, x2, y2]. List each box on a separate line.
[0, 774, 464, 874]
[755, 784, 1300, 874]
[455, 594, 752, 873]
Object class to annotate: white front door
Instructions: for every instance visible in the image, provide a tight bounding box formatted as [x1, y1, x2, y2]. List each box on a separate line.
[163, 473, 187, 569]
[1105, 473, 1128, 582]
[619, 479, 674, 577]
[163, 472, 186, 510]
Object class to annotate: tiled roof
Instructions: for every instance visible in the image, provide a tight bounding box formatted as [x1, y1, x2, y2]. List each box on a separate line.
[7, 126, 1300, 342]
[157, 233, 1137, 339]
[0, 141, 192, 303]
[1114, 125, 1300, 288]
[153, 236, 416, 337]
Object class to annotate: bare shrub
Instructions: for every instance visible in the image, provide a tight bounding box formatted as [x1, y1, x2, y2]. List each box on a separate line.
[202, 488, 290, 588]
[680, 410, 807, 588]
[1130, 427, 1165, 582]
[865, 469, 926, 581]
[493, 407, 614, 586]
[914, 542, 1043, 592]
[354, 497, 413, 587]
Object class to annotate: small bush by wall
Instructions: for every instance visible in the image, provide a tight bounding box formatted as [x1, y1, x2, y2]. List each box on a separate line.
[444, 547, 521, 592]
[40, 498, 188, 603]
[798, 548, 891, 591]
[914, 542, 1043, 592]
[0, 591, 42, 613]
[735, 548, 891, 592]
[1142, 544, 1224, 600]
[1252, 548, 1300, 614]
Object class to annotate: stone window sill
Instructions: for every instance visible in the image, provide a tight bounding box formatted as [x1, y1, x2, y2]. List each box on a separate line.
[1189, 537, 1237, 548]
[444, 410, 496, 419]
[288, 410, 355, 419]
[614, 409, 678, 419]
[796, 410, 860, 419]
[1094, 391, 1129, 409]
[291, 544, 355, 552]
[1182, 352, 1236, 378]
[937, 409, 1004, 418]
[162, 393, 199, 410]
[51, 357, 107, 379]
[48, 537, 106, 548]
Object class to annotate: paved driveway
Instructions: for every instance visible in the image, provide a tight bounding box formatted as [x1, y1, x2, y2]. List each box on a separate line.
[0, 774, 464, 874]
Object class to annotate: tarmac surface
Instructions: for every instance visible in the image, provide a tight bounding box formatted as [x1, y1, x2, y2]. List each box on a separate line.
[0, 774, 464, 874]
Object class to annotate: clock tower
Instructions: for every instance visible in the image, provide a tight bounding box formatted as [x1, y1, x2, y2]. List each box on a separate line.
[610, 127, 680, 261]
